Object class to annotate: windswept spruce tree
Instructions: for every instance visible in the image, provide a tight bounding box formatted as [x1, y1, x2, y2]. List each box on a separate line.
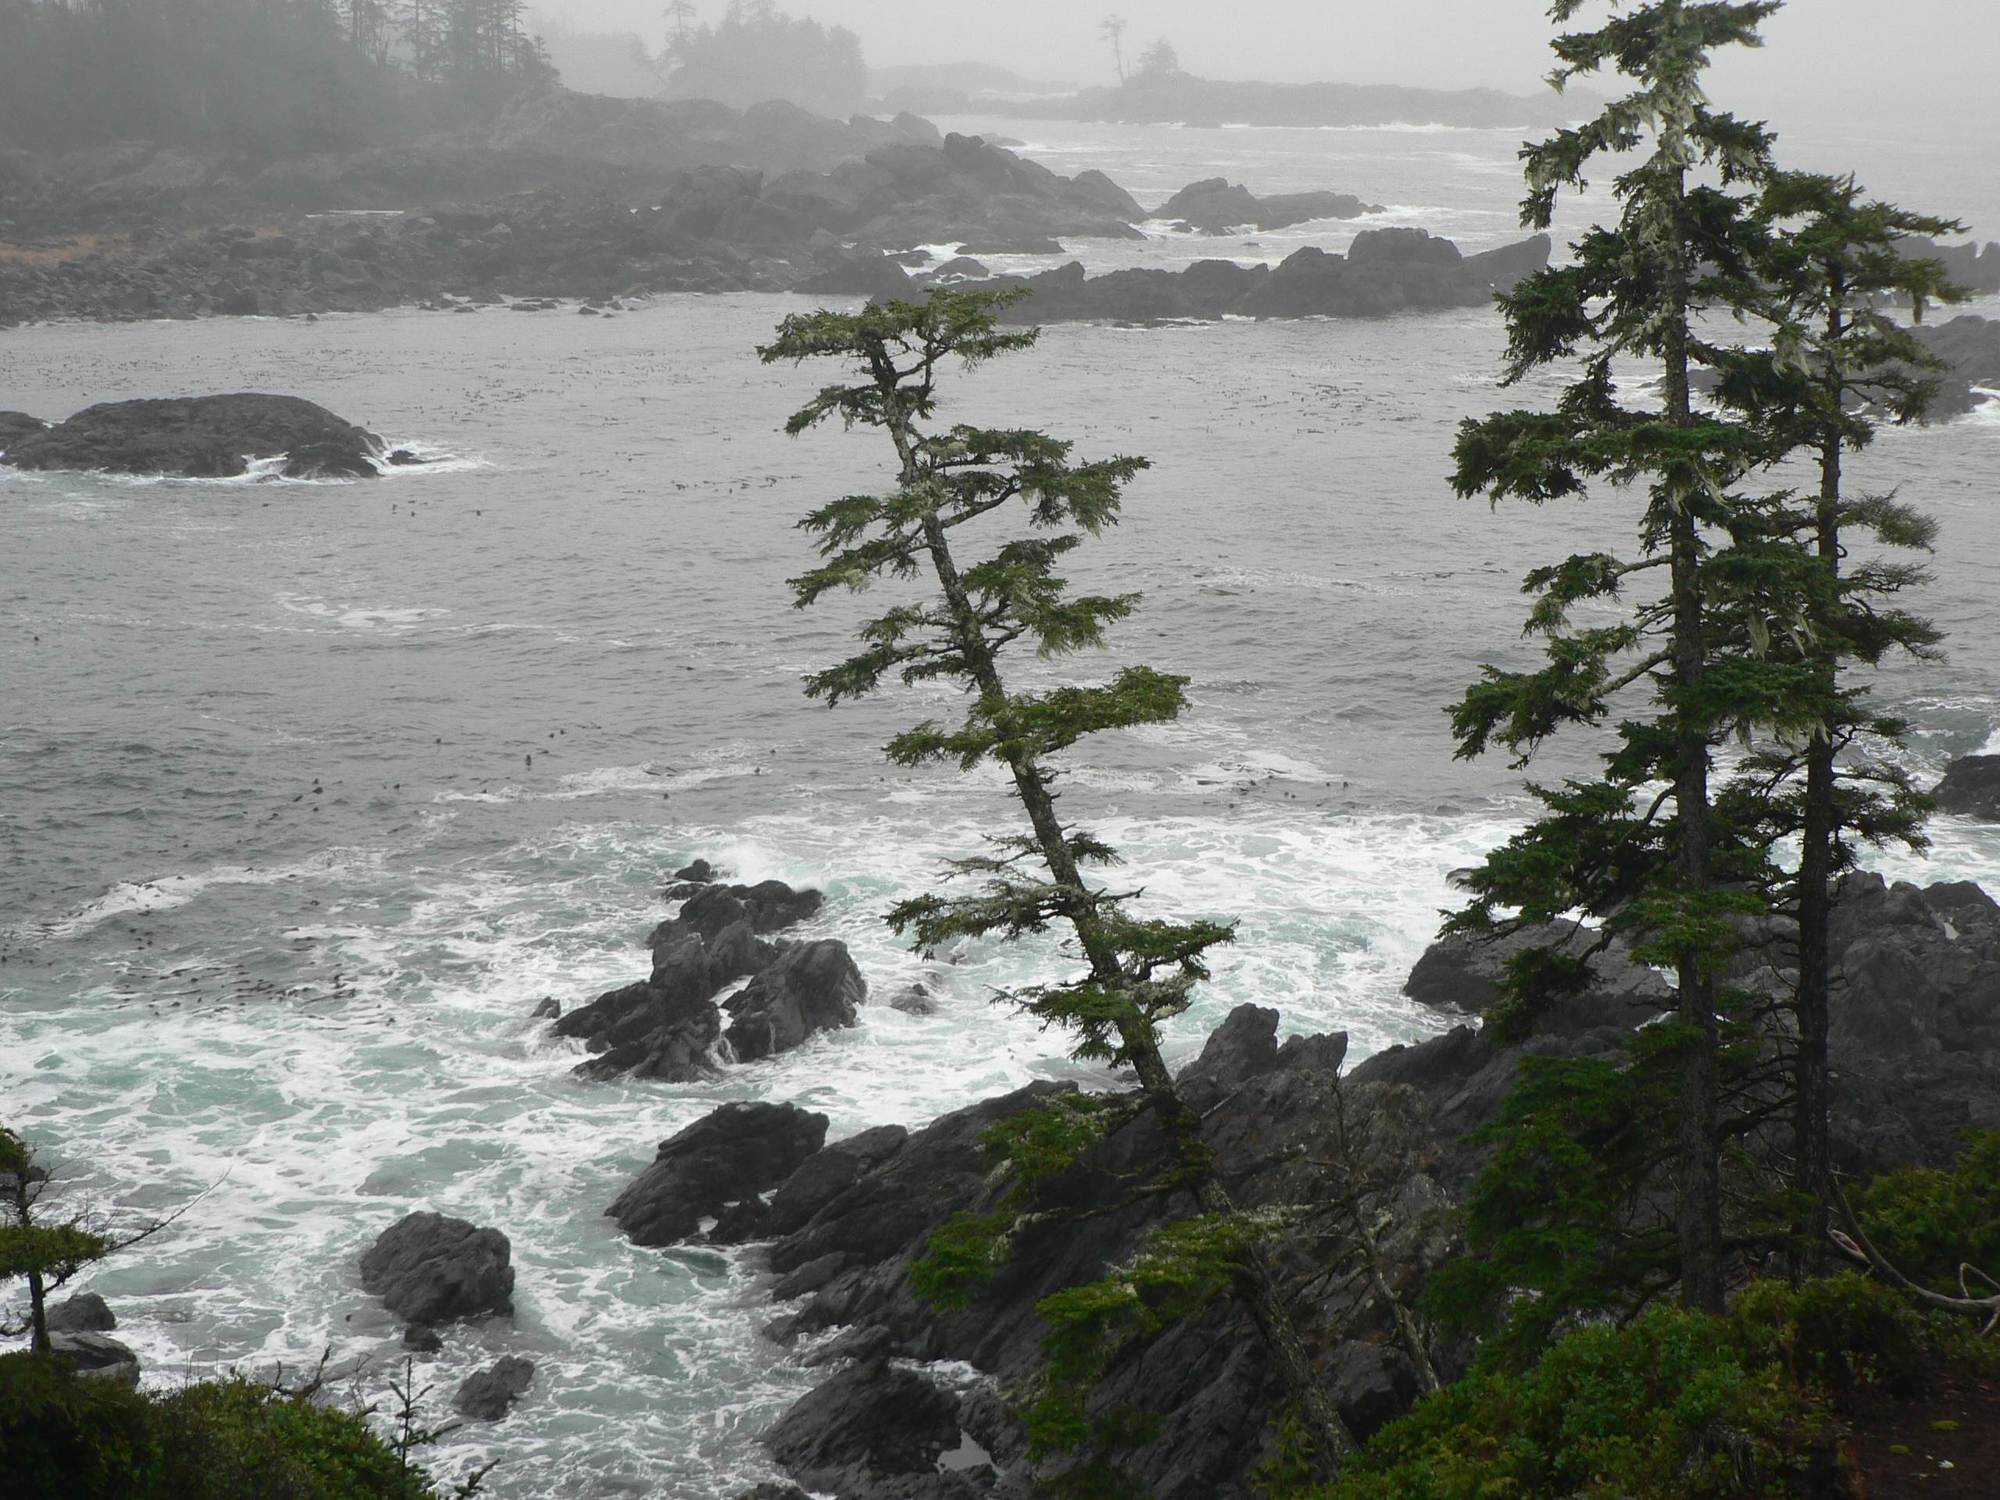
[760, 288, 1360, 1480]
[1440, 0, 1803, 1319]
[1713, 173, 1961, 1273]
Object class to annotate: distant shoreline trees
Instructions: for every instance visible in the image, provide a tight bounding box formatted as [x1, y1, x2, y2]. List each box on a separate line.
[0, 0, 555, 154]
[657, 2, 865, 118]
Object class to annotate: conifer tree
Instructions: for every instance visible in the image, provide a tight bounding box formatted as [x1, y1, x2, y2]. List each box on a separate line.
[762, 288, 1360, 1478]
[2, 1126, 113, 1354]
[1712, 174, 1961, 1273]
[1444, 0, 1793, 1315]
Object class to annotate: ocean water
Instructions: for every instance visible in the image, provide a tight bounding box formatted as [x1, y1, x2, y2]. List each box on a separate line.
[2, 118, 1997, 1497]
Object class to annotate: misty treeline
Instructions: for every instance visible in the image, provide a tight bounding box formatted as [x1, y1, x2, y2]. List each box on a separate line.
[657, 1, 866, 118]
[0, 0, 555, 154]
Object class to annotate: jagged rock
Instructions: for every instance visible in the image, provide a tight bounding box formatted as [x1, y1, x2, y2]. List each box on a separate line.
[0, 394, 383, 479]
[453, 1355, 535, 1421]
[46, 1292, 116, 1332]
[607, 1101, 830, 1247]
[402, 1323, 444, 1353]
[52, 1331, 140, 1388]
[651, 881, 823, 946]
[723, 940, 867, 1062]
[673, 858, 717, 883]
[1936, 754, 2000, 819]
[359, 1211, 514, 1324]
[530, 997, 561, 1020]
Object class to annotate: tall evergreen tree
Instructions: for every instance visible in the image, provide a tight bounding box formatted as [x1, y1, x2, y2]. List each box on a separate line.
[1712, 173, 1961, 1274]
[1445, 0, 1792, 1315]
[761, 288, 1361, 1479]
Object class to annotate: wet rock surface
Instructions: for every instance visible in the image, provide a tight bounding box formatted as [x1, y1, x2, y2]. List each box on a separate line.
[453, 1354, 536, 1421]
[1936, 754, 2000, 819]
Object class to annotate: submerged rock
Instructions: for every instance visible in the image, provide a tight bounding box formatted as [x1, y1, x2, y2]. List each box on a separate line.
[453, 1355, 535, 1421]
[607, 1100, 830, 1247]
[359, 1211, 514, 1324]
[0, 394, 383, 479]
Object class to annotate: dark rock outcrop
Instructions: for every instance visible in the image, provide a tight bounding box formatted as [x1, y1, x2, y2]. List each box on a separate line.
[555, 877, 846, 1082]
[359, 1211, 514, 1324]
[724, 940, 867, 1062]
[453, 1355, 535, 1421]
[607, 1101, 830, 1247]
[764, 1359, 965, 1494]
[52, 1331, 141, 1388]
[1155, 177, 1381, 232]
[47, 1291, 116, 1332]
[0, 394, 382, 479]
[960, 231, 1551, 325]
[1936, 754, 2000, 819]
[1906, 315, 2000, 420]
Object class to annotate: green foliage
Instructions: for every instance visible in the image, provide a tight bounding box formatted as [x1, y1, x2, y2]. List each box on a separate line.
[0, 1351, 157, 1499]
[1735, 1273, 1932, 1396]
[1857, 1131, 2000, 1295]
[910, 1210, 1015, 1312]
[0, 1354, 448, 1500]
[1315, 1301, 1836, 1500]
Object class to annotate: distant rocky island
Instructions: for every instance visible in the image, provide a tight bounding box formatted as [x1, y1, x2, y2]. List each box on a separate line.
[907, 73, 1596, 130]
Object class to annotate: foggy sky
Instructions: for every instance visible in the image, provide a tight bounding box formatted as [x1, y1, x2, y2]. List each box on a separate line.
[539, 0, 1994, 122]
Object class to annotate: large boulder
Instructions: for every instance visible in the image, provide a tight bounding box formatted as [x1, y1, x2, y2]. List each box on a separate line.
[1935, 754, 2000, 820]
[52, 1331, 140, 1388]
[453, 1355, 535, 1421]
[359, 1211, 514, 1323]
[723, 940, 867, 1061]
[46, 1292, 116, 1332]
[607, 1101, 830, 1247]
[0, 394, 384, 479]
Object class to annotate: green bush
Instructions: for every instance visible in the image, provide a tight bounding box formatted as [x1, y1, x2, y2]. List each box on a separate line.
[1857, 1129, 2000, 1294]
[0, 1352, 441, 1500]
[1735, 1273, 1932, 1396]
[0, 1351, 157, 1498]
[150, 1377, 436, 1500]
[1314, 1302, 1840, 1500]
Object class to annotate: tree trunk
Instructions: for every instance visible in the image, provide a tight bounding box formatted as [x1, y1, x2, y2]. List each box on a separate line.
[1661, 171, 1725, 1316]
[1794, 292, 1847, 1280]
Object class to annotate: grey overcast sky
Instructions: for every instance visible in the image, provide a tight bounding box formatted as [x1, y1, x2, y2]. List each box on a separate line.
[540, 0, 1995, 122]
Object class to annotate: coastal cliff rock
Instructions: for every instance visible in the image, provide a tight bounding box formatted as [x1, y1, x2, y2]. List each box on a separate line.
[748, 872, 2000, 1498]
[0, 394, 383, 478]
[51, 1331, 141, 1388]
[1908, 315, 2000, 419]
[359, 1211, 514, 1324]
[1936, 754, 2000, 819]
[724, 940, 867, 1062]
